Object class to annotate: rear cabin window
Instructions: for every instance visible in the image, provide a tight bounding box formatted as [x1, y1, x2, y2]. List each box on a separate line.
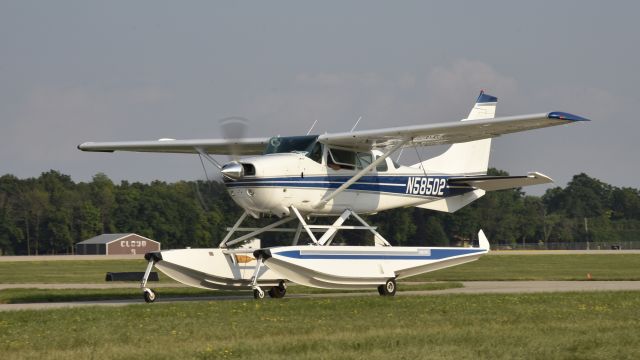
[356, 152, 372, 169]
[375, 155, 388, 172]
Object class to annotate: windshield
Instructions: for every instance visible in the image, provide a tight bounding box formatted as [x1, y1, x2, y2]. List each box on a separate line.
[264, 135, 319, 155]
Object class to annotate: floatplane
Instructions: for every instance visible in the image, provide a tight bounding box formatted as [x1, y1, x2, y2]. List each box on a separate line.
[79, 91, 588, 301]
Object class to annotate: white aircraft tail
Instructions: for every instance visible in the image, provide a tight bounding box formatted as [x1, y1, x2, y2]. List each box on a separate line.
[413, 91, 497, 175]
[478, 229, 490, 251]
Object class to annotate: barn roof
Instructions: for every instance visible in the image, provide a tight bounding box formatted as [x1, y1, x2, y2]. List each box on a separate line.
[77, 233, 157, 245]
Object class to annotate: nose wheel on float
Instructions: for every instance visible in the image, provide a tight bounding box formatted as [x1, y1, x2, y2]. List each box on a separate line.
[250, 256, 288, 300]
[140, 257, 157, 303]
[143, 288, 157, 303]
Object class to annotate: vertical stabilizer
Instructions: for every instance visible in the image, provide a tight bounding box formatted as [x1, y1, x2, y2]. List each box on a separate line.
[478, 229, 490, 251]
[414, 91, 497, 175]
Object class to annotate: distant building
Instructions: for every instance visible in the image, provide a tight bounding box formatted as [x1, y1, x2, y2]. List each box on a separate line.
[75, 233, 160, 255]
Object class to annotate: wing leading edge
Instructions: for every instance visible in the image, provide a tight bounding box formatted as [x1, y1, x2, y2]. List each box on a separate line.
[78, 137, 270, 155]
[77, 112, 588, 154]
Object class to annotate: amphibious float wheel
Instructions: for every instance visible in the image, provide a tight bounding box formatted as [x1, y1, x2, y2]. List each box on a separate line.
[268, 287, 277, 298]
[268, 286, 287, 299]
[268, 280, 287, 298]
[253, 288, 265, 300]
[381, 279, 396, 296]
[143, 288, 156, 303]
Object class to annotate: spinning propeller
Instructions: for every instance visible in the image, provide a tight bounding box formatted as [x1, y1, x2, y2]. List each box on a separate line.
[218, 116, 249, 181]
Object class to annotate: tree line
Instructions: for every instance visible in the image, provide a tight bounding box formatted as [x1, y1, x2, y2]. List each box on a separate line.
[0, 169, 638, 255]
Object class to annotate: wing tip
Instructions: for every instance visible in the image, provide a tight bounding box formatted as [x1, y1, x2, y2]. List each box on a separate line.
[547, 111, 591, 122]
[77, 142, 114, 153]
[527, 171, 554, 184]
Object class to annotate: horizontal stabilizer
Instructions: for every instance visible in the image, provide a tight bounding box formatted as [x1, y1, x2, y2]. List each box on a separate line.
[448, 172, 553, 191]
[416, 189, 485, 213]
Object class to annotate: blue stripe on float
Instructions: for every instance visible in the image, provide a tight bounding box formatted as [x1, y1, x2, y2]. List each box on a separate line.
[275, 249, 485, 260]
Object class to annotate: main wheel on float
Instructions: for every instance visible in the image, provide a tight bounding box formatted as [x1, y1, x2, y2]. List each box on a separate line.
[380, 279, 396, 296]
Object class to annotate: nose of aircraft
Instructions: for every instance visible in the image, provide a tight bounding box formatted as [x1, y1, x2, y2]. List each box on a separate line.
[221, 161, 244, 180]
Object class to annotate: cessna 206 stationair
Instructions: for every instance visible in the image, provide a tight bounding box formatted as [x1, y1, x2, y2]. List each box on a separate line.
[79, 91, 588, 300]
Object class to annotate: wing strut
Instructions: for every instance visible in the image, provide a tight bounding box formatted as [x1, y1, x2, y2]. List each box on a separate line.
[194, 147, 223, 170]
[314, 140, 408, 209]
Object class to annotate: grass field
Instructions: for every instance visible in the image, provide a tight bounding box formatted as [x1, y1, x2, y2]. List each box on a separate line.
[0, 259, 162, 284]
[1, 254, 639, 284]
[1, 291, 639, 359]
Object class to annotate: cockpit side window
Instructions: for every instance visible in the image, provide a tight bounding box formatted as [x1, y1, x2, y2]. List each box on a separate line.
[327, 148, 356, 170]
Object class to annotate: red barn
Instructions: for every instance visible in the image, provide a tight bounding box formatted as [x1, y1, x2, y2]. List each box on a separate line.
[76, 233, 160, 255]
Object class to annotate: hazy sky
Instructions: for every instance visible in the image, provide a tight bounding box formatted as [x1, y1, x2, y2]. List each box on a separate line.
[1, 1, 638, 195]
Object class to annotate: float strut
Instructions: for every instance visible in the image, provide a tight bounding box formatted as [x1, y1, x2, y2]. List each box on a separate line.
[140, 258, 155, 290]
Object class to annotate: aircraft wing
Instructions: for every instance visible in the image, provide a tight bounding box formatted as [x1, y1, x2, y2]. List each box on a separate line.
[317, 112, 589, 151]
[447, 172, 553, 191]
[77, 137, 270, 155]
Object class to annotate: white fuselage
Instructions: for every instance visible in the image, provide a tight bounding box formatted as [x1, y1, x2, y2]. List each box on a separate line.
[224, 153, 472, 217]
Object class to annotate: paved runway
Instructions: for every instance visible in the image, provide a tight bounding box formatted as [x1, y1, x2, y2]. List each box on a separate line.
[2, 281, 639, 311]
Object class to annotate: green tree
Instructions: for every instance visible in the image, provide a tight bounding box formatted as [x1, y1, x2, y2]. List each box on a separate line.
[423, 217, 449, 246]
[611, 187, 640, 220]
[90, 173, 116, 233]
[544, 173, 612, 218]
[75, 202, 102, 243]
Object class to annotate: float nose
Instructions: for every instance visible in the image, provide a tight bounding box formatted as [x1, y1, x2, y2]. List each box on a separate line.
[221, 161, 244, 180]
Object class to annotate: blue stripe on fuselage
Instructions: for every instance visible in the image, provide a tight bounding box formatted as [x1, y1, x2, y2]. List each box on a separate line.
[224, 175, 474, 197]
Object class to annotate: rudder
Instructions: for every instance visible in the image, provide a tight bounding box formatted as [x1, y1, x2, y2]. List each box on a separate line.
[413, 91, 497, 175]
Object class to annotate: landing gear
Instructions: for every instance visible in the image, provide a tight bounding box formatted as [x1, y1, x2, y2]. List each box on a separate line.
[268, 280, 287, 298]
[378, 279, 396, 296]
[143, 288, 157, 303]
[250, 256, 267, 300]
[140, 256, 158, 303]
[253, 288, 265, 299]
